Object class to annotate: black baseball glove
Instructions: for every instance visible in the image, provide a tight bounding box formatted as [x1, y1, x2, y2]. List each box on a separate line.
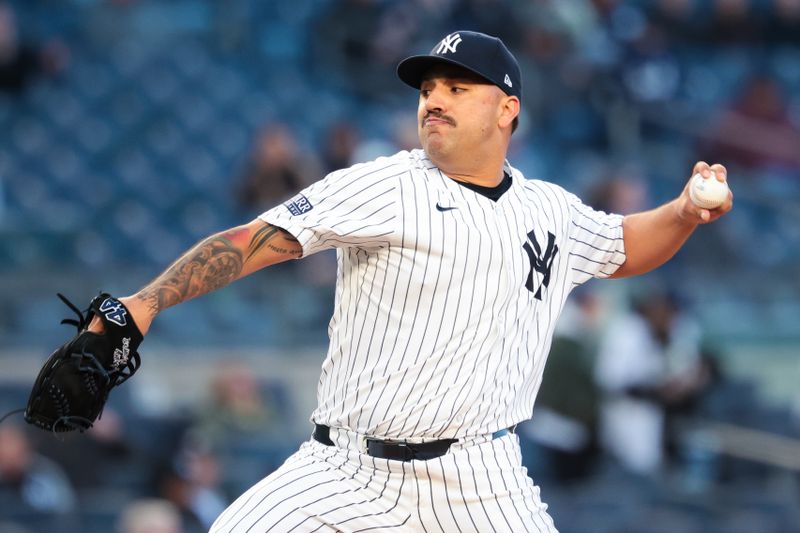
[24, 293, 143, 433]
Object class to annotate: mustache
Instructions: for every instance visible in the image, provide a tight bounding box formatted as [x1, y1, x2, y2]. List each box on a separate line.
[422, 112, 456, 126]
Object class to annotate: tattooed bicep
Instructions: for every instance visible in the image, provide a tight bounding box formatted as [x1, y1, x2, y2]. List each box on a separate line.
[246, 222, 302, 261]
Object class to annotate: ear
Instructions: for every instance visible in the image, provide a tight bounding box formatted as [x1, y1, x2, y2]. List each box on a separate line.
[498, 96, 520, 130]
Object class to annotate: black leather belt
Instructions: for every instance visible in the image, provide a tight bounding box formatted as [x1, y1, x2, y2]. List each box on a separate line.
[313, 424, 511, 462]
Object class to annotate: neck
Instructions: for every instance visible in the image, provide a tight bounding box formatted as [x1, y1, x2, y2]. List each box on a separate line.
[442, 169, 505, 187]
[428, 150, 507, 187]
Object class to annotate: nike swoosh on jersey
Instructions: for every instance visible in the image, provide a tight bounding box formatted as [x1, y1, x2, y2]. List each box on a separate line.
[436, 203, 458, 212]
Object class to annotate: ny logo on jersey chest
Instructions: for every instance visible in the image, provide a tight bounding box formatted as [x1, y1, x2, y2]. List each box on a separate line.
[522, 230, 559, 300]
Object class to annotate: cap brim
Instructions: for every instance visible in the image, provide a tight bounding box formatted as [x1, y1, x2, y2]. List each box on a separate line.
[396, 55, 491, 90]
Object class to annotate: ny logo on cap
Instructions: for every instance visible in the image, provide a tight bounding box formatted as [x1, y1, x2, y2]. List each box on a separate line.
[435, 33, 462, 55]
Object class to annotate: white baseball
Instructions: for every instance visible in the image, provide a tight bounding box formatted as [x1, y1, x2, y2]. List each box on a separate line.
[689, 173, 729, 209]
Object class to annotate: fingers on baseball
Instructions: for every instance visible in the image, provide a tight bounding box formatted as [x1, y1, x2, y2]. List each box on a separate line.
[692, 161, 727, 182]
[692, 161, 711, 179]
[709, 163, 727, 182]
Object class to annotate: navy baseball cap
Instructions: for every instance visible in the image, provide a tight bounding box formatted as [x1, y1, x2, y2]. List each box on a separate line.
[397, 31, 522, 101]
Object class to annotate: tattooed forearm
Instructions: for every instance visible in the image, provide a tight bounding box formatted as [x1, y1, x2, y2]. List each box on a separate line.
[137, 235, 244, 316]
[132, 222, 300, 320]
[247, 224, 301, 261]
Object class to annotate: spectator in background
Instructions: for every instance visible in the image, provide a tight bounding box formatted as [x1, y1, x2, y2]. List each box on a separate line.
[587, 166, 649, 215]
[515, 14, 573, 134]
[653, 0, 699, 38]
[33, 408, 148, 495]
[0, 1, 68, 94]
[236, 124, 316, 212]
[188, 361, 278, 451]
[181, 361, 297, 499]
[158, 444, 228, 533]
[620, 21, 681, 105]
[0, 423, 77, 516]
[711, 0, 752, 34]
[118, 498, 183, 533]
[519, 288, 606, 484]
[700, 74, 800, 172]
[238, 124, 337, 291]
[594, 288, 713, 475]
[772, 0, 800, 40]
[320, 120, 359, 174]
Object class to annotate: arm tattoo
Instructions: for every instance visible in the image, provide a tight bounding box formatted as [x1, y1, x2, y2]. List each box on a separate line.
[247, 224, 301, 261]
[135, 224, 300, 317]
[137, 235, 244, 315]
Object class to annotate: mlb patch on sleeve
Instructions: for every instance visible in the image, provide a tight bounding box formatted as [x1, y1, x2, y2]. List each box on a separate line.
[284, 194, 314, 216]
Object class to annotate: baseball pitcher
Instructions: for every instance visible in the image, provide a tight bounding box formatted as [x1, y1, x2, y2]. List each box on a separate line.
[21, 31, 732, 532]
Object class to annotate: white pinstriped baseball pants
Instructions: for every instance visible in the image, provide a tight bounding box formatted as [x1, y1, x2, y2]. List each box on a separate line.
[210, 431, 558, 532]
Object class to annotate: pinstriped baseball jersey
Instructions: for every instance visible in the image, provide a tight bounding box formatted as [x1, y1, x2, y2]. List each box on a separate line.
[260, 149, 625, 440]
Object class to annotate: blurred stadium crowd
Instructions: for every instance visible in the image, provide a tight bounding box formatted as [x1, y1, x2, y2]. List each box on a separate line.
[0, 0, 799, 532]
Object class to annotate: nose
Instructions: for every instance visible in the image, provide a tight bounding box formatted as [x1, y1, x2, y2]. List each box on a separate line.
[424, 84, 447, 113]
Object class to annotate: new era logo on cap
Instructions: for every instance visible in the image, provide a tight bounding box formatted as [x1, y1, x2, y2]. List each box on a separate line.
[396, 30, 522, 101]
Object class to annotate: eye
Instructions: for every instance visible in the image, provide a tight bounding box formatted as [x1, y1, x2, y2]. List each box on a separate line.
[420, 89, 431, 98]
[451, 86, 466, 94]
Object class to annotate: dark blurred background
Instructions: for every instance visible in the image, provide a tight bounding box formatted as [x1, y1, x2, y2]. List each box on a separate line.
[0, 1, 798, 532]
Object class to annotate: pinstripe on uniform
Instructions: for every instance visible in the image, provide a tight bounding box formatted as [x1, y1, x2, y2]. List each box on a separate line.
[213, 148, 625, 532]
